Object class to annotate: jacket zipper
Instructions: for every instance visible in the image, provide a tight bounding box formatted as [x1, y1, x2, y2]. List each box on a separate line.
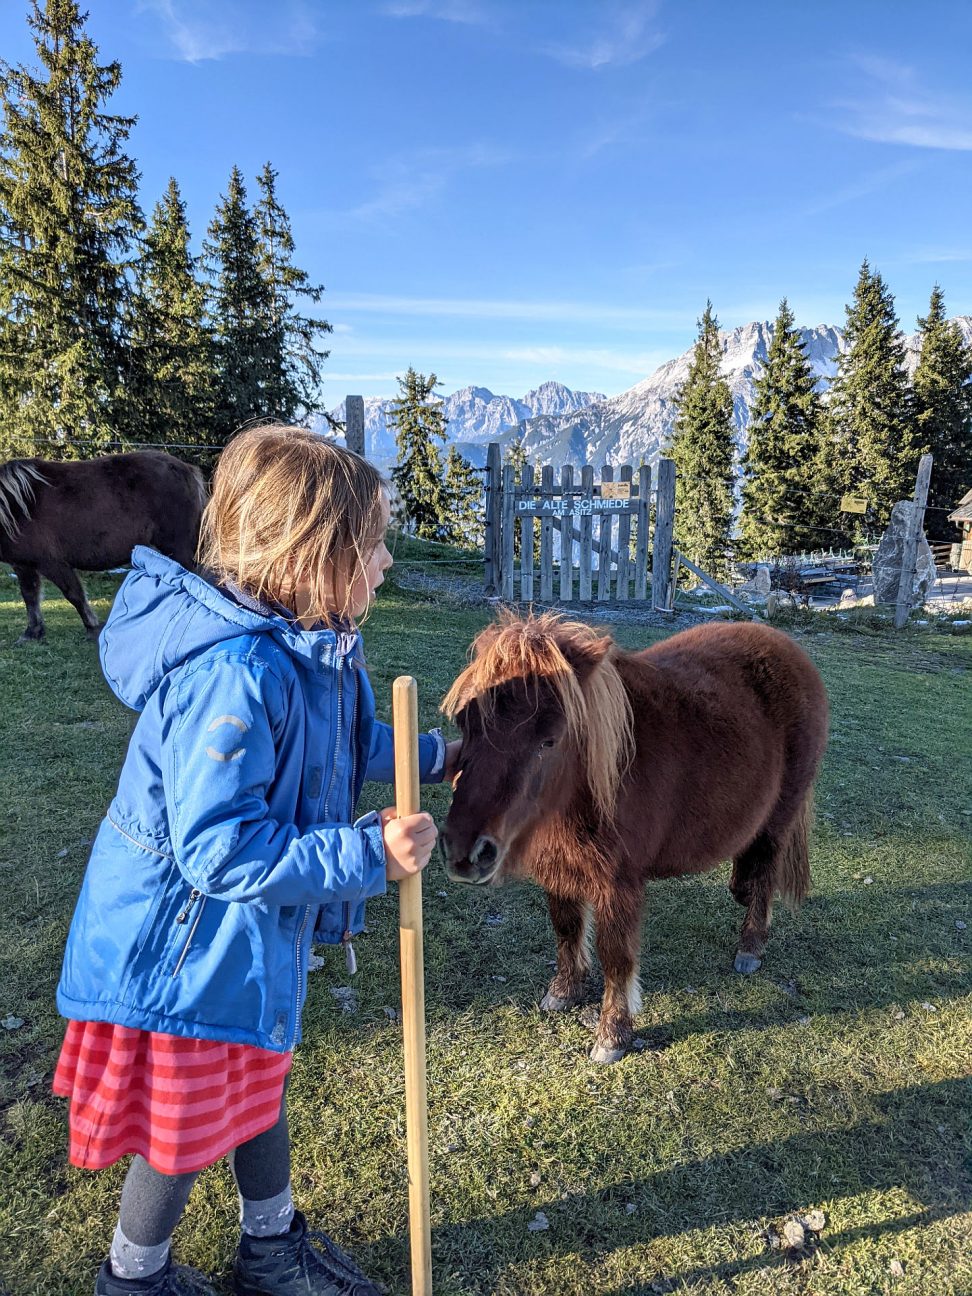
[172, 889, 205, 977]
[289, 902, 310, 1048]
[322, 654, 345, 822]
[343, 662, 359, 975]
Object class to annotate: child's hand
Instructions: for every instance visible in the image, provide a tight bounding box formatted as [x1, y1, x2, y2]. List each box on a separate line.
[444, 740, 462, 784]
[381, 808, 438, 882]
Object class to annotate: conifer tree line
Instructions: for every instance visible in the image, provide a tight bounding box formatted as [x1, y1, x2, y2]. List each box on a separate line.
[0, 0, 330, 465]
[671, 264, 972, 573]
[389, 367, 482, 546]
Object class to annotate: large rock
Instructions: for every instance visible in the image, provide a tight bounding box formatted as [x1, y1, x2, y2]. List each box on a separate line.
[872, 501, 937, 604]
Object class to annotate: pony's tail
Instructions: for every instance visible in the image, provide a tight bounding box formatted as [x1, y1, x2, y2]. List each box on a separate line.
[776, 792, 813, 908]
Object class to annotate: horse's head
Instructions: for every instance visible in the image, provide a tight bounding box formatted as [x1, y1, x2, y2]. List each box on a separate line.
[439, 612, 634, 885]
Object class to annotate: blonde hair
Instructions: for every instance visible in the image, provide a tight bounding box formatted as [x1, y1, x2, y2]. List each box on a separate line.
[198, 424, 387, 625]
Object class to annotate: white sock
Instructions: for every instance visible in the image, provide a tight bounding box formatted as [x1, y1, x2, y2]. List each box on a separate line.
[109, 1223, 170, 1280]
[240, 1183, 295, 1238]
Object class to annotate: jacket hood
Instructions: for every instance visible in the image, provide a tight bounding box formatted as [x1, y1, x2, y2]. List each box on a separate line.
[100, 546, 358, 711]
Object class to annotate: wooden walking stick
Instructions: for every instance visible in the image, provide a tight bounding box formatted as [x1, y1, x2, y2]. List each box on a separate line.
[393, 676, 433, 1296]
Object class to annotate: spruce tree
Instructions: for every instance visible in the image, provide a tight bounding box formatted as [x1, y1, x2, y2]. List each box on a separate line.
[204, 166, 275, 441]
[126, 177, 216, 463]
[442, 445, 482, 547]
[825, 260, 917, 527]
[389, 367, 449, 540]
[739, 300, 825, 558]
[669, 302, 736, 578]
[505, 435, 527, 483]
[912, 285, 972, 538]
[0, 0, 142, 458]
[254, 161, 331, 421]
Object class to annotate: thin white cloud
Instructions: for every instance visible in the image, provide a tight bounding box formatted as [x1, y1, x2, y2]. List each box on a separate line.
[906, 248, 972, 264]
[835, 54, 972, 151]
[381, 0, 489, 24]
[544, 1, 664, 71]
[140, 0, 320, 63]
[331, 333, 670, 375]
[801, 159, 919, 217]
[326, 292, 691, 329]
[331, 143, 512, 224]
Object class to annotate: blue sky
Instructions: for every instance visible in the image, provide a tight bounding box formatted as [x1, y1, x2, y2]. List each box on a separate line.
[3, 0, 972, 402]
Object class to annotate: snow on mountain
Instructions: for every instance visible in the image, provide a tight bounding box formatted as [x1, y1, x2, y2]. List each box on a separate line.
[323, 382, 605, 465]
[317, 316, 972, 471]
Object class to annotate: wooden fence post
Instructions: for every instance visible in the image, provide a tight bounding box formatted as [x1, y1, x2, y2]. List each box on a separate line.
[520, 463, 535, 603]
[579, 465, 594, 601]
[634, 463, 651, 601]
[539, 465, 554, 602]
[597, 464, 614, 601]
[345, 395, 365, 457]
[616, 464, 633, 600]
[652, 458, 676, 612]
[559, 465, 574, 602]
[501, 463, 515, 602]
[894, 453, 934, 629]
[483, 442, 501, 595]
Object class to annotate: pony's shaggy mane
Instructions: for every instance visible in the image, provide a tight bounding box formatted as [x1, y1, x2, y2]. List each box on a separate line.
[442, 611, 634, 819]
[0, 461, 47, 540]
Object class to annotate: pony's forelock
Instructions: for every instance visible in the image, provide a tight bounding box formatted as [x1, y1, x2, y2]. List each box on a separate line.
[442, 612, 634, 819]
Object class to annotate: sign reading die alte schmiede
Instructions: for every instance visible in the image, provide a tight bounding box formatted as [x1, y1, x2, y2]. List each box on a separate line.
[517, 489, 633, 517]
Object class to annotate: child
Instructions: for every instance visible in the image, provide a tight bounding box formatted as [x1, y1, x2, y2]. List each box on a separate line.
[54, 426, 457, 1296]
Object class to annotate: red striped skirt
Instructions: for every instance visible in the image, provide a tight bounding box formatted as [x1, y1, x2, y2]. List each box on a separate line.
[53, 1020, 293, 1175]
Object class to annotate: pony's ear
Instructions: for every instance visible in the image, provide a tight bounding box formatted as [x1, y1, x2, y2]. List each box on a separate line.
[557, 630, 614, 683]
[471, 622, 503, 658]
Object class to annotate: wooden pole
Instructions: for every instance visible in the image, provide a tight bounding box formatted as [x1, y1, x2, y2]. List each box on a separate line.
[393, 677, 432, 1296]
[652, 458, 676, 612]
[483, 442, 501, 595]
[345, 395, 365, 457]
[894, 453, 934, 629]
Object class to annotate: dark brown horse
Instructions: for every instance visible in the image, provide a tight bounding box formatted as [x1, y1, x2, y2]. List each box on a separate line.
[440, 613, 829, 1063]
[0, 451, 206, 641]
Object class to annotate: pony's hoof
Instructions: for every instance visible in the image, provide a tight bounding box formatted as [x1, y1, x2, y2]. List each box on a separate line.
[590, 1042, 626, 1064]
[540, 991, 571, 1012]
[734, 952, 762, 975]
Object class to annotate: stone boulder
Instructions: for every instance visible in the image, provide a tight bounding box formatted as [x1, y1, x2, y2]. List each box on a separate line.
[872, 501, 937, 604]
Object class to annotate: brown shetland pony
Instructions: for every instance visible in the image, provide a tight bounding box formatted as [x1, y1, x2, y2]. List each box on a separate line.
[440, 612, 829, 1063]
[0, 452, 206, 642]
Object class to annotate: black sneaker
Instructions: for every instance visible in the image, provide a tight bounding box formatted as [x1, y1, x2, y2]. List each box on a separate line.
[95, 1256, 217, 1295]
[232, 1211, 383, 1296]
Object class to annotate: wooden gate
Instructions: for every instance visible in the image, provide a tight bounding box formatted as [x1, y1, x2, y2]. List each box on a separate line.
[483, 442, 676, 607]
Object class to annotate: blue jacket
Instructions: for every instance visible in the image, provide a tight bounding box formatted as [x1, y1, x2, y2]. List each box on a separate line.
[57, 546, 444, 1052]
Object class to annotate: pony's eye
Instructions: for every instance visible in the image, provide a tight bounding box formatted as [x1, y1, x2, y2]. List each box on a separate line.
[539, 739, 556, 750]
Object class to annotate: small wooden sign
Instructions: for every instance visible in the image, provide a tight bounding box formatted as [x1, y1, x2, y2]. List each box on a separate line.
[600, 481, 631, 500]
[840, 495, 869, 514]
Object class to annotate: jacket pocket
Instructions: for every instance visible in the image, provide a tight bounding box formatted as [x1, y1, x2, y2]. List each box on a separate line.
[171, 889, 206, 977]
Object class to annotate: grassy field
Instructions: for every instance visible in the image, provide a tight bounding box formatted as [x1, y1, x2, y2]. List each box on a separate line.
[0, 565, 969, 1296]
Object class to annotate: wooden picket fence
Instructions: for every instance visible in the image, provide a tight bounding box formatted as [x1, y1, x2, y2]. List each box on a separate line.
[483, 442, 676, 607]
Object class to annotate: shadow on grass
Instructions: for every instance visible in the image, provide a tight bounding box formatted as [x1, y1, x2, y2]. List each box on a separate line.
[383, 1077, 971, 1293]
[420, 876, 971, 1031]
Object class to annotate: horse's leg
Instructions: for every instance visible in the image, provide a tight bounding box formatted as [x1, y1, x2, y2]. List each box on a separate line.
[730, 831, 776, 974]
[38, 560, 100, 639]
[590, 887, 644, 1064]
[12, 564, 45, 641]
[540, 893, 591, 1011]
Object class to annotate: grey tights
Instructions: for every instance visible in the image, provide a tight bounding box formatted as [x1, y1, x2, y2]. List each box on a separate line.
[119, 1086, 292, 1247]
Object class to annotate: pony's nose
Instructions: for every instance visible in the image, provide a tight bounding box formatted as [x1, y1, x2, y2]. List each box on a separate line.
[471, 836, 499, 869]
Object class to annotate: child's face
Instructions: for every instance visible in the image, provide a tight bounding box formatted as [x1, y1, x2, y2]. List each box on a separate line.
[293, 492, 393, 628]
[346, 493, 393, 618]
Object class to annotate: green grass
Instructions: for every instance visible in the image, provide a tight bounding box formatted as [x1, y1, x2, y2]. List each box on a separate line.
[0, 569, 970, 1296]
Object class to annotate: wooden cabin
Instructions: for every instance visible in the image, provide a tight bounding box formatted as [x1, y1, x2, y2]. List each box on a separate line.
[948, 489, 972, 572]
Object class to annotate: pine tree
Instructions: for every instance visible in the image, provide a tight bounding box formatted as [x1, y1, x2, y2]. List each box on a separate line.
[254, 161, 331, 421]
[505, 436, 527, 483]
[824, 260, 917, 528]
[389, 368, 449, 540]
[739, 300, 826, 558]
[911, 285, 972, 539]
[204, 166, 275, 441]
[669, 302, 736, 578]
[442, 446, 482, 547]
[126, 177, 216, 463]
[0, 0, 142, 459]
